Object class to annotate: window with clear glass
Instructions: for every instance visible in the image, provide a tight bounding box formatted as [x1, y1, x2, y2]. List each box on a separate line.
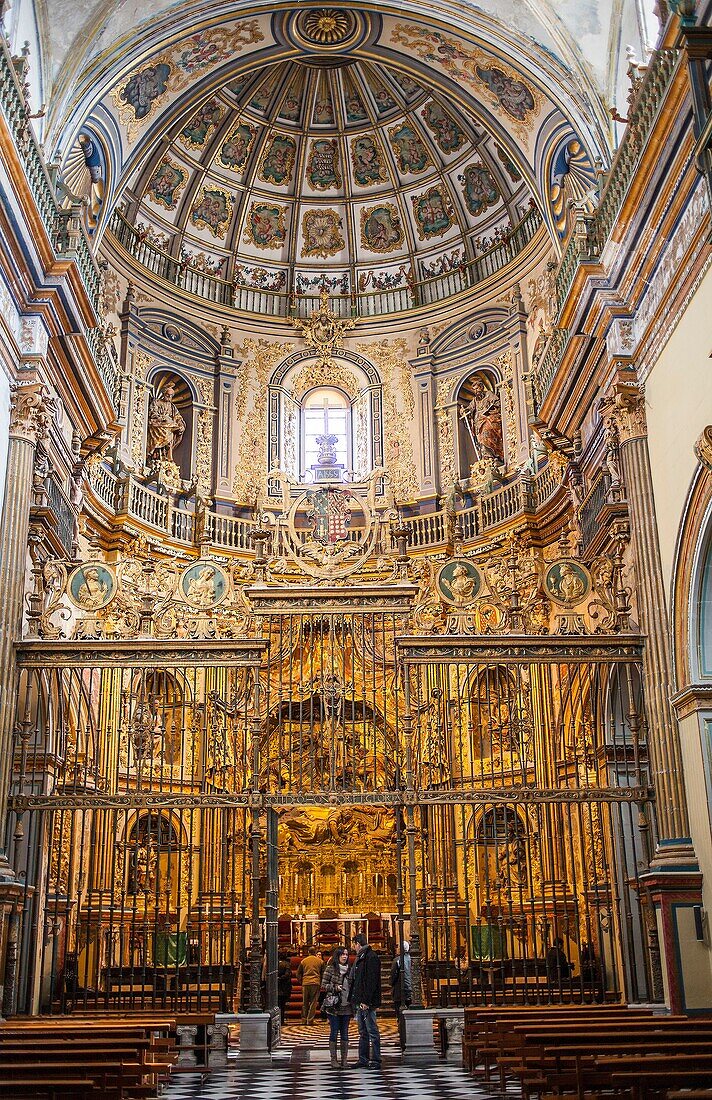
[302, 387, 350, 474]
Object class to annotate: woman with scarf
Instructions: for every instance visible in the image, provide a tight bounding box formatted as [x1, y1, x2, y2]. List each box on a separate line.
[320, 945, 353, 1068]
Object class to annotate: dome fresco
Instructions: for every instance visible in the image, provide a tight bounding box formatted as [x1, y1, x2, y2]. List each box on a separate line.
[118, 58, 532, 299]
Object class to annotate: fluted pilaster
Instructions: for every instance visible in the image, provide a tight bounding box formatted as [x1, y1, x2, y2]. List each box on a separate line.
[601, 377, 691, 850]
[0, 381, 50, 862]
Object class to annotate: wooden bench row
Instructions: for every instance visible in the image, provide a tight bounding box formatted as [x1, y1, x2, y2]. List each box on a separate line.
[0, 1014, 181, 1099]
[462, 1004, 712, 1099]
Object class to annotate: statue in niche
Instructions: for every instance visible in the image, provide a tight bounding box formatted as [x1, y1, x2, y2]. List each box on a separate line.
[134, 836, 158, 894]
[496, 820, 528, 887]
[460, 378, 504, 463]
[147, 381, 185, 464]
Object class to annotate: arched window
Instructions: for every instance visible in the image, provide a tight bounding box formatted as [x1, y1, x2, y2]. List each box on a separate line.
[302, 387, 351, 475]
[698, 529, 712, 678]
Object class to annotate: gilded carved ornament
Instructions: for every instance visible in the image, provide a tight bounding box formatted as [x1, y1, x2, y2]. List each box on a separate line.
[694, 425, 712, 471]
[599, 378, 647, 444]
[9, 382, 52, 444]
[290, 291, 357, 367]
[357, 338, 418, 501]
[233, 339, 292, 503]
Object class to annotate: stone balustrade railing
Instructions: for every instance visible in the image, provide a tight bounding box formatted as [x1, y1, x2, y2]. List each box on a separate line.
[86, 460, 563, 554]
[108, 205, 543, 319]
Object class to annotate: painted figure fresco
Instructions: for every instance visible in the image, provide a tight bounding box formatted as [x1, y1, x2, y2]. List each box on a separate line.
[391, 71, 421, 100]
[390, 124, 430, 174]
[413, 187, 453, 239]
[351, 136, 387, 186]
[190, 188, 233, 238]
[476, 65, 535, 122]
[421, 101, 466, 153]
[219, 124, 256, 171]
[259, 135, 297, 186]
[120, 63, 171, 121]
[245, 203, 287, 249]
[360, 204, 404, 253]
[497, 144, 521, 181]
[279, 85, 302, 122]
[301, 210, 345, 258]
[371, 82, 396, 114]
[313, 89, 335, 125]
[145, 158, 187, 210]
[460, 164, 499, 217]
[227, 74, 251, 98]
[307, 139, 341, 189]
[345, 91, 368, 122]
[180, 99, 222, 147]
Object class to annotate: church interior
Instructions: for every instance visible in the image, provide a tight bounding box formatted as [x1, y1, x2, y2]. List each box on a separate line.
[0, 0, 712, 1094]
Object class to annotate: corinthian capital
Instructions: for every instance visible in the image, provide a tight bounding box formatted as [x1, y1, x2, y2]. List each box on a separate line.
[9, 382, 52, 444]
[694, 426, 712, 471]
[599, 378, 647, 444]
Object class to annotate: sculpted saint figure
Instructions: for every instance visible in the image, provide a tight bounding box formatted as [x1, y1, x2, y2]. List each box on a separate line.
[554, 562, 585, 602]
[186, 565, 217, 605]
[147, 381, 185, 463]
[461, 379, 504, 462]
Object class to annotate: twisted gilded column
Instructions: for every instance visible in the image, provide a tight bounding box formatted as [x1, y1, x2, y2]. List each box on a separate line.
[0, 380, 50, 866]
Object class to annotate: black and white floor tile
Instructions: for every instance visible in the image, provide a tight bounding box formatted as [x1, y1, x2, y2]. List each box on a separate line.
[164, 1020, 508, 1100]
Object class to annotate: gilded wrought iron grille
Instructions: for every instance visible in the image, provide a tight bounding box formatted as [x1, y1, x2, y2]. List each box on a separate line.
[399, 637, 658, 1007]
[8, 641, 265, 1014]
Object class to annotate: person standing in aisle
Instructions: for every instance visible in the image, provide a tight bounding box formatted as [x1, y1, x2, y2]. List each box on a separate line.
[350, 932, 382, 1069]
[296, 948, 324, 1025]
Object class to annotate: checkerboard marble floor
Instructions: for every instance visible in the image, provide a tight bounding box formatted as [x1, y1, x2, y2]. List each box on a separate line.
[164, 1020, 505, 1099]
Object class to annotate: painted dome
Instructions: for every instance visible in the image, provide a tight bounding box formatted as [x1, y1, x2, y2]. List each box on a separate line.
[115, 56, 535, 308]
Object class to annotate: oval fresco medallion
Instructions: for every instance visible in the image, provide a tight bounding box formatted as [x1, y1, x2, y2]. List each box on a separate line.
[437, 558, 482, 606]
[68, 563, 116, 610]
[544, 558, 591, 607]
[180, 561, 229, 608]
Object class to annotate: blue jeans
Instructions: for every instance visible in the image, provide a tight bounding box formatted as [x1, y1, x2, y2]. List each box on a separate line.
[355, 1007, 381, 1065]
[328, 1011, 350, 1045]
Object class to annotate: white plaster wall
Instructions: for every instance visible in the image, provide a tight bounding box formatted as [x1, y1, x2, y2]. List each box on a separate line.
[645, 264, 712, 604]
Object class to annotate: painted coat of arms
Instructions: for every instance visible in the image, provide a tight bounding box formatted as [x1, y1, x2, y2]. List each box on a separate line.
[259, 135, 297, 186]
[351, 136, 388, 187]
[219, 124, 256, 171]
[412, 187, 454, 239]
[301, 209, 345, 258]
[190, 188, 233, 238]
[145, 158, 187, 210]
[360, 204, 404, 253]
[389, 124, 430, 174]
[306, 487, 352, 545]
[245, 203, 287, 249]
[421, 102, 466, 153]
[179, 98, 223, 148]
[307, 139, 341, 190]
[460, 164, 499, 217]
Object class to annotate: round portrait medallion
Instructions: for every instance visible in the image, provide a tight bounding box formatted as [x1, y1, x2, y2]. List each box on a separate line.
[180, 561, 229, 609]
[437, 558, 482, 606]
[544, 559, 591, 607]
[68, 562, 116, 611]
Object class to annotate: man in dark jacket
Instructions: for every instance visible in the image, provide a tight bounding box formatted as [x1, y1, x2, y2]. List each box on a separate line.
[350, 932, 381, 1068]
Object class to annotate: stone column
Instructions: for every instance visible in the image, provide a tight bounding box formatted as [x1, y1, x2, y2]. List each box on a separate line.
[601, 367, 703, 1011]
[0, 379, 50, 1018]
[0, 379, 51, 864]
[503, 283, 531, 468]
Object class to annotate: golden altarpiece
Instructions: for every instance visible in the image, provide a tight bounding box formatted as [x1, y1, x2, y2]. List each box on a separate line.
[6, 417, 659, 1032]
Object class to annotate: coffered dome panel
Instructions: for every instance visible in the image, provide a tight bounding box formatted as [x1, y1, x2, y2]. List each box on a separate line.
[119, 55, 533, 302]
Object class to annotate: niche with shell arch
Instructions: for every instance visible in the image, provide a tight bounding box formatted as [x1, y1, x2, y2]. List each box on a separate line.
[146, 369, 194, 481]
[456, 367, 504, 479]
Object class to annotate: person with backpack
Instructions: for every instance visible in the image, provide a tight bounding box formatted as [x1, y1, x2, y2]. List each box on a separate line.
[320, 945, 353, 1068]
